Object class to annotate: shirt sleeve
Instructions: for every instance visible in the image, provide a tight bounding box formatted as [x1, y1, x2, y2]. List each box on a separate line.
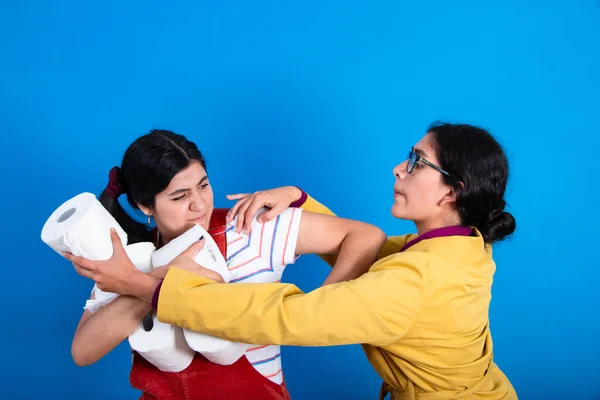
[157, 252, 428, 347]
[226, 207, 304, 281]
[263, 207, 303, 266]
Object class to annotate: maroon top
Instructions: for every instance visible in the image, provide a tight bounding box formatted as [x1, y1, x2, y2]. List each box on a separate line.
[400, 225, 473, 252]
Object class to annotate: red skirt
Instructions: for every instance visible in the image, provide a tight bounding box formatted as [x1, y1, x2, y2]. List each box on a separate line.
[130, 351, 292, 400]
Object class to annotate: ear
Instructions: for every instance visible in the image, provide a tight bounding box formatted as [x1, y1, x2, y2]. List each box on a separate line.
[439, 181, 464, 207]
[137, 203, 153, 217]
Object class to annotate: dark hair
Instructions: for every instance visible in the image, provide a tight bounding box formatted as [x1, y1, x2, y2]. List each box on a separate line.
[427, 122, 516, 244]
[99, 129, 207, 244]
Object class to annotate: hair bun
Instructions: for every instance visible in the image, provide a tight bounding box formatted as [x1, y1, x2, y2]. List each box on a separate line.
[479, 206, 516, 243]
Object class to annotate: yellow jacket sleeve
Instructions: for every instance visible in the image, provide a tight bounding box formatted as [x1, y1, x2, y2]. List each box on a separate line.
[299, 194, 335, 216]
[299, 194, 413, 264]
[157, 252, 428, 347]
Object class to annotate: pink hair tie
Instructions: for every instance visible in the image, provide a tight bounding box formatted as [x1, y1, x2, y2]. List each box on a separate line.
[106, 166, 125, 199]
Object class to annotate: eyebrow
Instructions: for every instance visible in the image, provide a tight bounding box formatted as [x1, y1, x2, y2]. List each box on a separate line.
[167, 175, 208, 196]
[412, 147, 428, 158]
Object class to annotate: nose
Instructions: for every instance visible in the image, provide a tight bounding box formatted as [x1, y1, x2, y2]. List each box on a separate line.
[189, 191, 207, 213]
[393, 160, 408, 180]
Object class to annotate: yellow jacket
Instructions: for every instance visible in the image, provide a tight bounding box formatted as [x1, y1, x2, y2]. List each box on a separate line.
[158, 196, 517, 399]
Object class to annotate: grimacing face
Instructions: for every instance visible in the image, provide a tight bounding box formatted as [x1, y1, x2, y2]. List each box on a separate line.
[139, 161, 214, 244]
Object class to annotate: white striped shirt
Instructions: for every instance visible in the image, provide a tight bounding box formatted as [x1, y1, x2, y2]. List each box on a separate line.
[225, 207, 303, 384]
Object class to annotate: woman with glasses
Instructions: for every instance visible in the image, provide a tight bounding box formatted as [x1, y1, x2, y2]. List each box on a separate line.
[70, 122, 518, 399]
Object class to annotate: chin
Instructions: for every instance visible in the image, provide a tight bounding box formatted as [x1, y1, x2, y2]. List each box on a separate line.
[391, 204, 404, 219]
[392, 203, 415, 220]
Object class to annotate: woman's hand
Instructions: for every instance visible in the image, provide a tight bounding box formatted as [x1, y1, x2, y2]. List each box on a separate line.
[166, 238, 225, 283]
[226, 186, 302, 234]
[67, 231, 224, 302]
[65, 228, 143, 296]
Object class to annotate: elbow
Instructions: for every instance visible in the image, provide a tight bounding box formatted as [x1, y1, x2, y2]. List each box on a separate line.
[364, 225, 387, 250]
[71, 348, 89, 367]
[71, 353, 88, 367]
[71, 341, 94, 367]
[348, 224, 387, 252]
[374, 227, 387, 248]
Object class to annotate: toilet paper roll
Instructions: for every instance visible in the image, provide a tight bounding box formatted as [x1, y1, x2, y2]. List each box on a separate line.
[124, 242, 156, 274]
[183, 330, 248, 365]
[41, 192, 127, 260]
[152, 224, 230, 282]
[129, 312, 195, 372]
[152, 224, 247, 365]
[85, 242, 156, 313]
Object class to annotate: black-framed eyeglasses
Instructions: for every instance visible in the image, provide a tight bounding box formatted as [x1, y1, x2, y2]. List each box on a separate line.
[406, 150, 459, 182]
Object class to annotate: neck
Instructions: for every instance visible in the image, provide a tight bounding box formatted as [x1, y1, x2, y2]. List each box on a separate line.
[155, 230, 172, 248]
[414, 215, 461, 237]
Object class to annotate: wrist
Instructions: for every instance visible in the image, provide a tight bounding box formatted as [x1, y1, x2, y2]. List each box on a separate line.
[131, 271, 161, 303]
[289, 186, 307, 207]
[149, 265, 169, 280]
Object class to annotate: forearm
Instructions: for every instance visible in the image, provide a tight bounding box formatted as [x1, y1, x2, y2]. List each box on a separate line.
[71, 295, 150, 366]
[298, 191, 410, 263]
[71, 263, 226, 366]
[321, 226, 387, 286]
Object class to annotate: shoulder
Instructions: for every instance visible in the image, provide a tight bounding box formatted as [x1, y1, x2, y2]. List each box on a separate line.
[377, 234, 415, 259]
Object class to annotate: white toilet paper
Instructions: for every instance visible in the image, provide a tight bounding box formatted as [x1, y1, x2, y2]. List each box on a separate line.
[42, 193, 245, 368]
[41, 192, 127, 260]
[124, 242, 156, 274]
[129, 312, 195, 372]
[183, 331, 249, 365]
[85, 242, 156, 313]
[151, 224, 230, 282]
[152, 224, 247, 366]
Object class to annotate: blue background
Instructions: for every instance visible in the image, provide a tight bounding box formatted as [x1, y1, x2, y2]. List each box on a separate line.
[1, 1, 598, 399]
